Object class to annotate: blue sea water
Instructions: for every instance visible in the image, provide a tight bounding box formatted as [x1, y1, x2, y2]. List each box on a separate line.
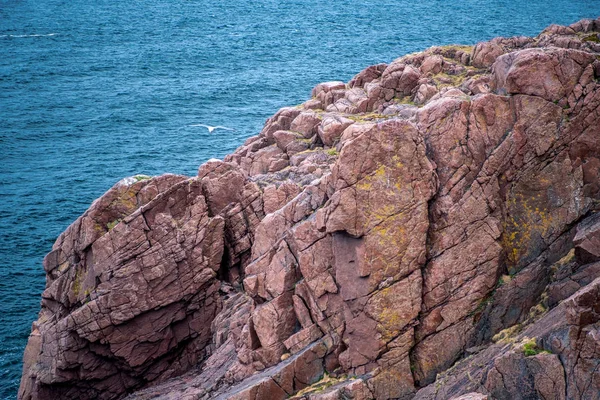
[1, 0, 599, 398]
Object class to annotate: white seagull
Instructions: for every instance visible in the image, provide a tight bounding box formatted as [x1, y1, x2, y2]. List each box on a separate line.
[188, 124, 235, 133]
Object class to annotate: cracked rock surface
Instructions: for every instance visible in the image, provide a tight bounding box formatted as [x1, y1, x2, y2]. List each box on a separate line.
[20, 18, 600, 400]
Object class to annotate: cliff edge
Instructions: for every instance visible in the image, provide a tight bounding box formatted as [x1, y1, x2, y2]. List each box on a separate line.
[19, 18, 600, 400]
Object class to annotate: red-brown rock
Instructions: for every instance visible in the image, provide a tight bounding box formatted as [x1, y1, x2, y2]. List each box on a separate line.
[19, 18, 600, 400]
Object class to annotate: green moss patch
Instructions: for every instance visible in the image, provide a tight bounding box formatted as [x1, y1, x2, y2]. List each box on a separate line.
[521, 338, 551, 357]
[107, 219, 122, 230]
[346, 112, 390, 122]
[582, 33, 600, 43]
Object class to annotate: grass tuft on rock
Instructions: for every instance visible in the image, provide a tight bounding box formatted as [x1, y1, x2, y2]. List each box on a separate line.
[291, 373, 350, 398]
[521, 337, 551, 357]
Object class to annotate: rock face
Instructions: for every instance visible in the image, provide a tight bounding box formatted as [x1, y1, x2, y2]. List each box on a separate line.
[20, 18, 600, 400]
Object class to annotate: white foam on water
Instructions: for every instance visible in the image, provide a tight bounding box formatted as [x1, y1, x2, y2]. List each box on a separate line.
[0, 33, 57, 38]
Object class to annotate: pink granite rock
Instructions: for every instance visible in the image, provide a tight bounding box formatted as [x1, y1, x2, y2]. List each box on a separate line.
[349, 64, 387, 88]
[574, 212, 600, 263]
[291, 111, 322, 138]
[317, 115, 355, 147]
[492, 48, 595, 103]
[21, 176, 226, 400]
[19, 18, 600, 400]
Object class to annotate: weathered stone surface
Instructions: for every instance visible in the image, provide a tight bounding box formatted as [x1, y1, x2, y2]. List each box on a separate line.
[349, 64, 387, 88]
[380, 62, 421, 96]
[450, 394, 489, 400]
[21, 176, 226, 400]
[260, 107, 303, 141]
[574, 211, 600, 263]
[262, 181, 302, 215]
[283, 324, 323, 355]
[317, 115, 355, 147]
[291, 111, 322, 138]
[472, 40, 505, 68]
[492, 48, 595, 103]
[20, 18, 600, 400]
[414, 277, 600, 400]
[414, 83, 438, 105]
[312, 81, 347, 109]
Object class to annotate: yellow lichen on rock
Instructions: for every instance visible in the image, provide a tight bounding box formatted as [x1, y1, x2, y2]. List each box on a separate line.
[502, 193, 553, 270]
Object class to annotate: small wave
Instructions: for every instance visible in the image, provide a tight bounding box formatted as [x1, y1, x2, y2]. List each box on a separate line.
[0, 33, 57, 38]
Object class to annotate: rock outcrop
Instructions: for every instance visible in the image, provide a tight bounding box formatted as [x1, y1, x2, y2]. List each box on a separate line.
[20, 18, 600, 400]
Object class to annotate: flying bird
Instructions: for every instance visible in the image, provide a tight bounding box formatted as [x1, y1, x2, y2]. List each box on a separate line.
[188, 124, 235, 133]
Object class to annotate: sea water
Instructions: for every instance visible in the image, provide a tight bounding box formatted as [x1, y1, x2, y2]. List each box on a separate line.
[1, 0, 599, 397]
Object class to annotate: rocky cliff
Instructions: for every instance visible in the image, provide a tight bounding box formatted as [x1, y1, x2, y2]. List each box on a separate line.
[19, 18, 600, 400]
